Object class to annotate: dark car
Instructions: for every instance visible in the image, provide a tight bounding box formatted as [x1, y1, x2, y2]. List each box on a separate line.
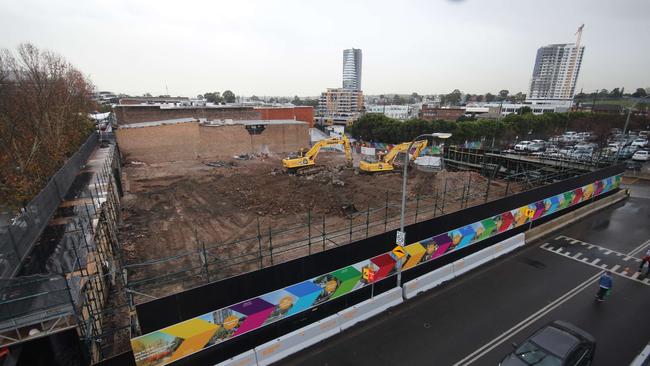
[500, 321, 596, 366]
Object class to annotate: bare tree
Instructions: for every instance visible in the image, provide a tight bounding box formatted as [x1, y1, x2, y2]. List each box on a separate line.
[0, 43, 95, 208]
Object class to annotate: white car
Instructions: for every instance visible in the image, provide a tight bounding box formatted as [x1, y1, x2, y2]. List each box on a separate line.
[514, 141, 533, 151]
[631, 139, 648, 148]
[632, 150, 649, 161]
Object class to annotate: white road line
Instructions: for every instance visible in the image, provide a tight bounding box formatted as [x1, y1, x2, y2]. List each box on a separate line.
[572, 252, 582, 259]
[631, 272, 640, 280]
[604, 250, 612, 255]
[591, 259, 601, 265]
[629, 239, 650, 256]
[540, 246, 650, 286]
[554, 247, 564, 253]
[587, 245, 595, 249]
[540, 243, 550, 249]
[452, 273, 601, 366]
[644, 278, 650, 284]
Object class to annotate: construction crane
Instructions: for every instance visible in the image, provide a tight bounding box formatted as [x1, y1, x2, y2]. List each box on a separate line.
[358, 140, 428, 173]
[282, 136, 352, 174]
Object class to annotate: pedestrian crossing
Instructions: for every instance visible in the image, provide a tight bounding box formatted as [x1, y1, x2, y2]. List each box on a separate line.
[540, 235, 650, 286]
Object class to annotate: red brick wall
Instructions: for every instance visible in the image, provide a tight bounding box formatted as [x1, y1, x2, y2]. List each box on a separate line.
[255, 106, 314, 127]
[114, 105, 260, 124]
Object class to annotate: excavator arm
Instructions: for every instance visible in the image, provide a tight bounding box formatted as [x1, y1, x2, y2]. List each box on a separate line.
[358, 139, 427, 173]
[283, 136, 352, 171]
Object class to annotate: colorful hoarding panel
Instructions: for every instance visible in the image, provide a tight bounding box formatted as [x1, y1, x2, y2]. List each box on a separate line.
[131, 174, 621, 366]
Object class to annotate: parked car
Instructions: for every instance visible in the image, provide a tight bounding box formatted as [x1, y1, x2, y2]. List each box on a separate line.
[500, 321, 596, 366]
[618, 146, 639, 159]
[514, 141, 533, 152]
[528, 142, 546, 152]
[639, 130, 650, 138]
[632, 150, 649, 162]
[630, 139, 648, 148]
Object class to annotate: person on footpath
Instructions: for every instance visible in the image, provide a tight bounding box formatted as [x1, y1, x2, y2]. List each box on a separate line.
[595, 271, 613, 302]
[638, 248, 650, 276]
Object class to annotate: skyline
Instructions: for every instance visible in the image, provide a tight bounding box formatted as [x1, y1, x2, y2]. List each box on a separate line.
[1, 0, 649, 97]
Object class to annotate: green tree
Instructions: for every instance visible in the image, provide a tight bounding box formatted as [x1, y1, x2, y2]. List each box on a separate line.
[609, 88, 621, 98]
[446, 89, 462, 105]
[485, 93, 496, 102]
[513, 92, 526, 103]
[222, 90, 236, 103]
[250, 95, 260, 101]
[204, 92, 223, 103]
[498, 90, 509, 100]
[632, 88, 647, 98]
[518, 106, 533, 114]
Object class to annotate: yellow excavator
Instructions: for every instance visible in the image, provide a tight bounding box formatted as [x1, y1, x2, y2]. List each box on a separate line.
[358, 140, 428, 173]
[282, 136, 352, 174]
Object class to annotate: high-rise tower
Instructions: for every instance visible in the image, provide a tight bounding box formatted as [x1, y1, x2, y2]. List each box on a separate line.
[528, 25, 585, 101]
[342, 48, 362, 90]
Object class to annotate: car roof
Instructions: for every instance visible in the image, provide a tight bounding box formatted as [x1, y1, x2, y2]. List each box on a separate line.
[530, 324, 581, 357]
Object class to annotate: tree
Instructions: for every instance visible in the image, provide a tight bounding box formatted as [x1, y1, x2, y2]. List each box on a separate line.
[446, 89, 462, 105]
[204, 92, 223, 104]
[250, 95, 260, 101]
[485, 93, 496, 102]
[518, 106, 533, 114]
[0, 43, 95, 209]
[513, 92, 526, 103]
[609, 88, 621, 98]
[410, 92, 422, 103]
[598, 89, 609, 96]
[292, 96, 302, 105]
[498, 90, 509, 100]
[143, 92, 152, 97]
[222, 90, 236, 103]
[632, 88, 647, 98]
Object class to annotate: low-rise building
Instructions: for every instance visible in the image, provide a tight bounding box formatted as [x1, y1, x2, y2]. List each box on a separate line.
[365, 104, 412, 120]
[419, 104, 465, 121]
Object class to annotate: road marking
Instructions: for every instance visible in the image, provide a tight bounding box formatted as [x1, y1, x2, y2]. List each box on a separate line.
[452, 273, 602, 366]
[628, 238, 650, 256]
[552, 236, 643, 259]
[572, 252, 582, 259]
[540, 247, 650, 286]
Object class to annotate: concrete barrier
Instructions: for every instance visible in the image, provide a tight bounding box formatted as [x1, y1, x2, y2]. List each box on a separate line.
[338, 287, 403, 330]
[452, 246, 494, 277]
[403, 263, 454, 299]
[254, 314, 340, 366]
[215, 349, 258, 366]
[491, 233, 525, 259]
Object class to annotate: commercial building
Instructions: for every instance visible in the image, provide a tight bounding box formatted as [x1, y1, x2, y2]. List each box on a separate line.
[342, 48, 362, 90]
[255, 106, 314, 127]
[365, 104, 412, 120]
[317, 88, 364, 125]
[528, 25, 585, 103]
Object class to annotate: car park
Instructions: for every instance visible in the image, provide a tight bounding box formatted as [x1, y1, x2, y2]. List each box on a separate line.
[618, 146, 639, 159]
[632, 150, 649, 162]
[527, 141, 546, 152]
[500, 321, 596, 366]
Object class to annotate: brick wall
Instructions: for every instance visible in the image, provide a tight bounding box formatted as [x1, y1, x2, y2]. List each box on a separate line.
[255, 106, 314, 127]
[114, 105, 260, 124]
[116, 122, 309, 163]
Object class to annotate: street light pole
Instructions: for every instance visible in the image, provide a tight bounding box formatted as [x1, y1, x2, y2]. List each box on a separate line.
[397, 132, 452, 288]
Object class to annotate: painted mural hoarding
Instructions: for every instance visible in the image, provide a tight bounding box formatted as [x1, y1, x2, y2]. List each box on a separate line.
[130, 175, 621, 366]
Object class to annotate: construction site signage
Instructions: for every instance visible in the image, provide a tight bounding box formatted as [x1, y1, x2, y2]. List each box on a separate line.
[130, 174, 620, 366]
[392, 246, 406, 259]
[396, 230, 405, 246]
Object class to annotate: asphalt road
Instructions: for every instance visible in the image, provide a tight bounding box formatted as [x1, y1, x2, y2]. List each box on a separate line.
[280, 183, 650, 366]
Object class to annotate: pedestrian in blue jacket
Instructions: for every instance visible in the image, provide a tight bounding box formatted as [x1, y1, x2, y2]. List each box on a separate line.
[595, 271, 613, 302]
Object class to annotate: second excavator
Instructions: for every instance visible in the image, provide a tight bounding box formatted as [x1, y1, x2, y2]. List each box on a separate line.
[282, 136, 352, 174]
[358, 140, 428, 173]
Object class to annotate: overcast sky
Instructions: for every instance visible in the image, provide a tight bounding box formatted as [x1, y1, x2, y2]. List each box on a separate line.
[1, 0, 648, 97]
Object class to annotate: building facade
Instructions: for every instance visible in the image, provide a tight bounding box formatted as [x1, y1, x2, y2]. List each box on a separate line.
[317, 88, 364, 125]
[342, 48, 362, 90]
[419, 104, 465, 121]
[365, 104, 412, 120]
[528, 43, 585, 101]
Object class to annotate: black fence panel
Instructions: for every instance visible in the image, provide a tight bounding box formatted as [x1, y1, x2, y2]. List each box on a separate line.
[0, 133, 98, 279]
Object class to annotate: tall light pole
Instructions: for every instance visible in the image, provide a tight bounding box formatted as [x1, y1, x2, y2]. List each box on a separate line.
[396, 132, 452, 287]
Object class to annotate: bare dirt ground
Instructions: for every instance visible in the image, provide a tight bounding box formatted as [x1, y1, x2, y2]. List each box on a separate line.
[118, 152, 514, 299]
